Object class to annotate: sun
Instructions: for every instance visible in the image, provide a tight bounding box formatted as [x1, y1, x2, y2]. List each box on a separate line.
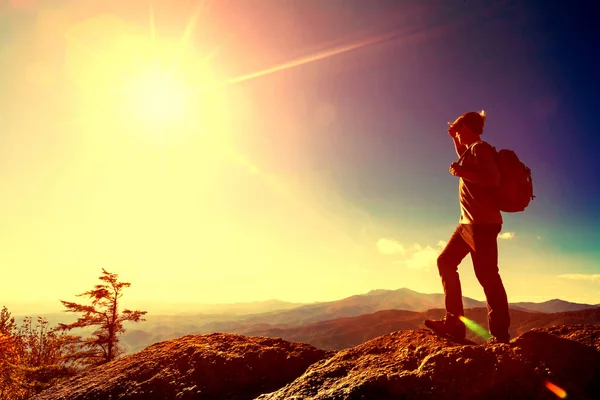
[64, 13, 227, 137]
[122, 68, 190, 126]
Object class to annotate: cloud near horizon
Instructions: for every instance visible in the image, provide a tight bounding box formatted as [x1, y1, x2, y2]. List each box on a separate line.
[498, 232, 515, 240]
[558, 274, 600, 284]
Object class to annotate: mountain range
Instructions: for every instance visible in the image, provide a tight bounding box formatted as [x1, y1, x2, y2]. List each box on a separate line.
[117, 288, 598, 353]
[14, 288, 600, 354]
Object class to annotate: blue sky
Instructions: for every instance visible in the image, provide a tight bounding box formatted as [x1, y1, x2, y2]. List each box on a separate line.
[231, 1, 599, 250]
[1, 0, 599, 314]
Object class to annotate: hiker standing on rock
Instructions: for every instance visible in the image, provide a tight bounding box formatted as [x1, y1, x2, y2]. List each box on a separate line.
[425, 111, 511, 344]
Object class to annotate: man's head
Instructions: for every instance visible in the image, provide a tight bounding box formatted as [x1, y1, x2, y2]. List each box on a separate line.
[448, 110, 486, 146]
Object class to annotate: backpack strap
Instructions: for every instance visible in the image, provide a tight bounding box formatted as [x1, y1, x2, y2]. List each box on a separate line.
[457, 140, 485, 165]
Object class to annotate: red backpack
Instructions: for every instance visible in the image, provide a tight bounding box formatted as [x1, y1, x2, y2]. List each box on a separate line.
[494, 148, 535, 212]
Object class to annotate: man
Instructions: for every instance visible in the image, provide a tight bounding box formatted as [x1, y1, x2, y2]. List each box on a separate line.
[424, 111, 511, 344]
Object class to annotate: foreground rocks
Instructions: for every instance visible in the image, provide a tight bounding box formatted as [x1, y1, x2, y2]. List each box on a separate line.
[33, 325, 599, 400]
[257, 324, 600, 400]
[32, 333, 332, 400]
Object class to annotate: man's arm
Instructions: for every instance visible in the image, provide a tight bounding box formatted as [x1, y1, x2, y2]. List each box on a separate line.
[452, 136, 468, 157]
[453, 143, 500, 187]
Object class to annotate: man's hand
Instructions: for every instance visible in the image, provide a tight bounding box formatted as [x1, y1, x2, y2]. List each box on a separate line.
[449, 162, 462, 177]
[448, 126, 457, 138]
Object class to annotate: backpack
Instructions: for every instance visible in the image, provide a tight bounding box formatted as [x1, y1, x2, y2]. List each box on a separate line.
[494, 148, 535, 212]
[460, 142, 535, 212]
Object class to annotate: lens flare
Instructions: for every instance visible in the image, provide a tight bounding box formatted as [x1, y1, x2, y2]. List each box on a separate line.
[545, 381, 567, 399]
[459, 317, 568, 399]
[458, 316, 491, 340]
[188, 29, 405, 93]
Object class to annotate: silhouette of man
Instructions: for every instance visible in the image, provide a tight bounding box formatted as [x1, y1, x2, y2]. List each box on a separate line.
[425, 111, 511, 344]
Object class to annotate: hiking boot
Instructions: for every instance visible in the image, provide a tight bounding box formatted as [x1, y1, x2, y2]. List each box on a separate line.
[487, 335, 510, 345]
[424, 314, 466, 341]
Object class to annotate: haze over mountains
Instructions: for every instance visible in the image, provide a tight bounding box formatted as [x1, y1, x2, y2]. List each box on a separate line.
[120, 288, 600, 353]
[18, 287, 599, 327]
[14, 288, 598, 355]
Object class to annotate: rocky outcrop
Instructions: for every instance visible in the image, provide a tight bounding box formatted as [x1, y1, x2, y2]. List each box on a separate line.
[33, 325, 600, 400]
[257, 324, 600, 400]
[32, 333, 332, 400]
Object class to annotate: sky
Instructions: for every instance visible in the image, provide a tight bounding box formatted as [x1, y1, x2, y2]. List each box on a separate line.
[1, 0, 599, 315]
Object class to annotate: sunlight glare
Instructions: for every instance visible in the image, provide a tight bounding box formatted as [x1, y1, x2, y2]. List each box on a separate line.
[123, 70, 189, 125]
[64, 13, 228, 141]
[189, 28, 405, 93]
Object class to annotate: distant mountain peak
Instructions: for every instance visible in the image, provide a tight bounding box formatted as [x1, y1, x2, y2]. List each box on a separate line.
[365, 289, 390, 295]
[365, 288, 417, 296]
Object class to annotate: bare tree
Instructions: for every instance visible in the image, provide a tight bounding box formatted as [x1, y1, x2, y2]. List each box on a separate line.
[57, 269, 147, 365]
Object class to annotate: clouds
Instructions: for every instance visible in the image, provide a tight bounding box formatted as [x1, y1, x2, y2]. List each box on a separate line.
[498, 232, 515, 240]
[377, 229, 520, 272]
[376, 238, 405, 255]
[401, 242, 446, 270]
[558, 274, 600, 284]
[377, 229, 520, 273]
[378, 238, 446, 271]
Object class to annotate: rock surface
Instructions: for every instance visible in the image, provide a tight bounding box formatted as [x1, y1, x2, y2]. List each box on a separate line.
[33, 325, 600, 400]
[32, 333, 332, 400]
[257, 324, 600, 400]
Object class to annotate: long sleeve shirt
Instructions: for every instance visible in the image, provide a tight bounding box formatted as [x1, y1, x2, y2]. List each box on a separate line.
[458, 141, 503, 225]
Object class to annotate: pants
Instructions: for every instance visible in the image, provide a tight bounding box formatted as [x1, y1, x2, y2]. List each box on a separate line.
[437, 223, 510, 338]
